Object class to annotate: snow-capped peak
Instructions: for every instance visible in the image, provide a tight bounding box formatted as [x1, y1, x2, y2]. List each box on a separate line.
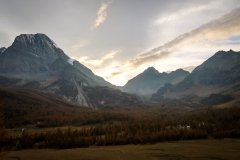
[68, 58, 75, 65]
[13, 33, 59, 49]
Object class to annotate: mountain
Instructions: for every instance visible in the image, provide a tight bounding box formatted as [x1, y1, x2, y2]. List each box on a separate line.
[152, 50, 240, 101]
[0, 34, 68, 74]
[182, 66, 196, 73]
[0, 87, 89, 127]
[122, 67, 189, 96]
[0, 33, 140, 107]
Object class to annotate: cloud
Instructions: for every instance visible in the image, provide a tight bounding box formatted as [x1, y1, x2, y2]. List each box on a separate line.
[74, 49, 124, 85]
[110, 71, 122, 76]
[92, 0, 112, 29]
[155, 4, 211, 24]
[71, 40, 88, 50]
[128, 8, 240, 68]
[212, 35, 240, 45]
[103, 8, 240, 86]
[128, 49, 171, 67]
[76, 49, 120, 68]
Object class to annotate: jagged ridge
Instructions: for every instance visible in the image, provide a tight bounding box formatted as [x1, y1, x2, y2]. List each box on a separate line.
[123, 67, 189, 96]
[0, 33, 140, 107]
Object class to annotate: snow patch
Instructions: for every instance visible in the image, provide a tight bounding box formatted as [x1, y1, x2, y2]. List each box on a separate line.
[52, 41, 59, 48]
[68, 58, 75, 65]
[73, 79, 92, 107]
[17, 34, 59, 50]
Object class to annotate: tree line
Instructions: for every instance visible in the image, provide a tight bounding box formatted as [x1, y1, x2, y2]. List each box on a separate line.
[0, 106, 240, 149]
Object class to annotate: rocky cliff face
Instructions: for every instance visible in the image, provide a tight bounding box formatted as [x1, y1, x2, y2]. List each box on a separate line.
[0, 34, 69, 74]
[0, 33, 140, 107]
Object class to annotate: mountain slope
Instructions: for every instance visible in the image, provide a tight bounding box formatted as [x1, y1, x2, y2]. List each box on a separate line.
[123, 67, 189, 96]
[0, 33, 139, 107]
[0, 47, 6, 54]
[152, 50, 240, 101]
[0, 87, 90, 127]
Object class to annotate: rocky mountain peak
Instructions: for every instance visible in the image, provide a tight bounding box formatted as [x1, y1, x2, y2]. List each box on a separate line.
[193, 49, 240, 74]
[152, 50, 240, 101]
[123, 67, 189, 96]
[8, 33, 68, 63]
[170, 69, 189, 75]
[0, 33, 133, 107]
[211, 49, 237, 59]
[13, 33, 58, 49]
[143, 67, 159, 75]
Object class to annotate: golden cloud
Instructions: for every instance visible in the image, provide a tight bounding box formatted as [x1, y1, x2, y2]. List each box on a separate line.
[129, 8, 240, 68]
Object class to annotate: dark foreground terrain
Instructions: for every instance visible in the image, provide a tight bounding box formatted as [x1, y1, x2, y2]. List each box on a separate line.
[1, 139, 240, 160]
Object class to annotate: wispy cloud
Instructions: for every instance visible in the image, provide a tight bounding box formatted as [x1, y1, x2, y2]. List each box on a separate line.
[155, 4, 211, 24]
[103, 8, 240, 85]
[75, 49, 122, 85]
[129, 8, 240, 68]
[212, 35, 240, 45]
[71, 40, 88, 50]
[75, 7, 240, 86]
[92, 1, 112, 29]
[76, 49, 120, 68]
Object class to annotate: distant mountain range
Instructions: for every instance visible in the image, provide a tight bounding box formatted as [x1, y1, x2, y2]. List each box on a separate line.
[122, 67, 189, 96]
[0, 33, 139, 108]
[0, 33, 239, 108]
[152, 50, 240, 102]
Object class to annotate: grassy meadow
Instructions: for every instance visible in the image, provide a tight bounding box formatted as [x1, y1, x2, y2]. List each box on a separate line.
[1, 139, 240, 160]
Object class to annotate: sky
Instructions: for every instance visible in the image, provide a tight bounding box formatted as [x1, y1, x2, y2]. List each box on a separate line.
[0, 0, 240, 86]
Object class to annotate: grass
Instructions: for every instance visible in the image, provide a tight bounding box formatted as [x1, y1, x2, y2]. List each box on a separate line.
[1, 139, 240, 160]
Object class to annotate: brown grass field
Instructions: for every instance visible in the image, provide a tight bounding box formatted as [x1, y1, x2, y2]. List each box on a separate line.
[1, 139, 240, 160]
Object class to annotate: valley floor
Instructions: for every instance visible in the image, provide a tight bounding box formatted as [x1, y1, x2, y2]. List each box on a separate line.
[1, 139, 240, 160]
